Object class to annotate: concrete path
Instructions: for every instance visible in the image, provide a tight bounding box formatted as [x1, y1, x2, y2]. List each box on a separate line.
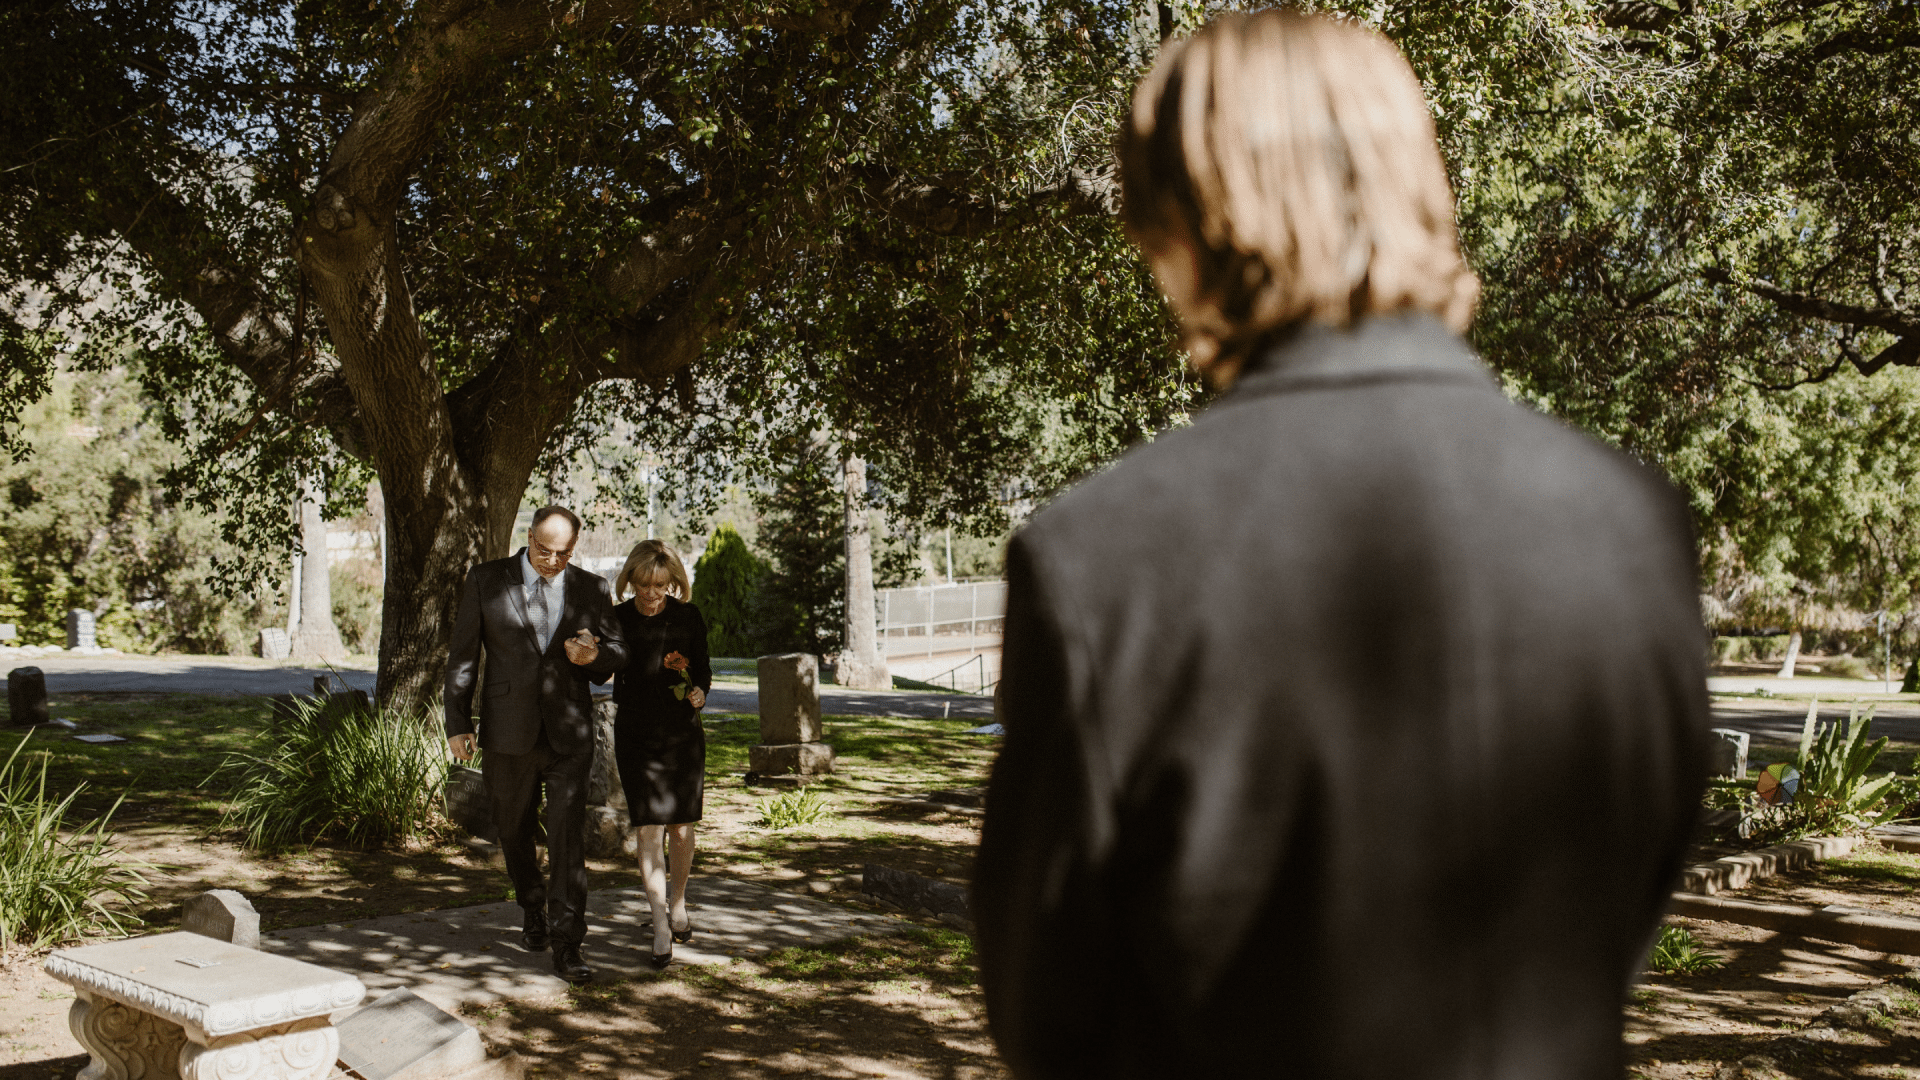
[1712, 695, 1920, 744]
[0, 654, 996, 718]
[259, 876, 903, 1012]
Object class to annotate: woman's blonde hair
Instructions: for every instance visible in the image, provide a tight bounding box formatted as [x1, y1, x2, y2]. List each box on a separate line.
[1119, 10, 1479, 362]
[615, 539, 690, 602]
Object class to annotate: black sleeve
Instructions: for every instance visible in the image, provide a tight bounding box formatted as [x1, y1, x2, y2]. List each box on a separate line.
[687, 603, 713, 694]
[584, 576, 628, 682]
[443, 564, 486, 738]
[974, 535, 1122, 1078]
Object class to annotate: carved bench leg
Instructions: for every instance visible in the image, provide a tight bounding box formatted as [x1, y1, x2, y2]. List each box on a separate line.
[178, 1017, 338, 1080]
[69, 990, 188, 1080]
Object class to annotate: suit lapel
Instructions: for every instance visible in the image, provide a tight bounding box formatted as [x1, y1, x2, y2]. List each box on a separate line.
[504, 553, 543, 655]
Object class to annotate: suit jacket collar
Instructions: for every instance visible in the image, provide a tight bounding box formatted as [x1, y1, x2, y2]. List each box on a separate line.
[1226, 313, 1495, 403]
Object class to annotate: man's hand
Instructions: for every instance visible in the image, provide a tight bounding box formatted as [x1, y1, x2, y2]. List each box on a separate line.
[448, 734, 476, 762]
[688, 686, 706, 710]
[563, 628, 600, 666]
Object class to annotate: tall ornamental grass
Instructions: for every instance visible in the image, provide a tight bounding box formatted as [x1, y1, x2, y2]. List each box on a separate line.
[214, 698, 448, 850]
[0, 736, 148, 950]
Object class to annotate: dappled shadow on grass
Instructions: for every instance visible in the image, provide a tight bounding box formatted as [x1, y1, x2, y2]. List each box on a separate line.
[1626, 919, 1920, 1074]
[471, 928, 1006, 1080]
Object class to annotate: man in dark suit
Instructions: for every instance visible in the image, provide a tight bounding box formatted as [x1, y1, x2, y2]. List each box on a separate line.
[445, 505, 628, 983]
[974, 12, 1710, 1080]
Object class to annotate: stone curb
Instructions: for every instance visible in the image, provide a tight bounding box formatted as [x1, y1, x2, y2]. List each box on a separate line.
[1669, 893, 1920, 956]
[1678, 836, 1859, 896]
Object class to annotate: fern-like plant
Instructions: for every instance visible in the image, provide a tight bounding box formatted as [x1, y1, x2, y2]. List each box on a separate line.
[1745, 701, 1899, 843]
[1647, 925, 1723, 975]
[755, 785, 833, 829]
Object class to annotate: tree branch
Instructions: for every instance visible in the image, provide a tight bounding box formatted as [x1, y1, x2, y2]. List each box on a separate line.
[1703, 267, 1920, 337]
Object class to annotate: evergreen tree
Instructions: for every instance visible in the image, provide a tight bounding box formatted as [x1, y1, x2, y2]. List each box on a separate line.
[752, 439, 844, 657]
[690, 523, 768, 659]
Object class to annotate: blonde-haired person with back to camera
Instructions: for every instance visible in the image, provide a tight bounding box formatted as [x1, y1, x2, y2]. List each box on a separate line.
[608, 539, 712, 968]
[973, 10, 1710, 1080]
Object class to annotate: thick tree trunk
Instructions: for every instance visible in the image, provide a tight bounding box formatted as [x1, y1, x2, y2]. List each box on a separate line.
[839, 452, 890, 690]
[1777, 629, 1803, 679]
[288, 474, 347, 664]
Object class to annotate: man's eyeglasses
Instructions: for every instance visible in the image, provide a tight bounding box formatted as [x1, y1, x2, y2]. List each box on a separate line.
[531, 540, 575, 562]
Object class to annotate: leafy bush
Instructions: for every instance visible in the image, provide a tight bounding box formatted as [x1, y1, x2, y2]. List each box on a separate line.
[0, 736, 147, 949]
[691, 523, 770, 657]
[1822, 653, 1874, 680]
[1647, 925, 1723, 975]
[755, 785, 833, 829]
[1744, 701, 1899, 843]
[214, 698, 448, 850]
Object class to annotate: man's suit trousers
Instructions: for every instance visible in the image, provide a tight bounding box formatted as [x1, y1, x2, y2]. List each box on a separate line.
[483, 739, 592, 945]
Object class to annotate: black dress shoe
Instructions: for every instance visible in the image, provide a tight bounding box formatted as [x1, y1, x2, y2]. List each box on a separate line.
[554, 942, 593, 983]
[522, 909, 550, 952]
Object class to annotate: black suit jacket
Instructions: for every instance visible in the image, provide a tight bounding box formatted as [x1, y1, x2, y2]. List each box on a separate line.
[443, 551, 630, 756]
[974, 315, 1710, 1080]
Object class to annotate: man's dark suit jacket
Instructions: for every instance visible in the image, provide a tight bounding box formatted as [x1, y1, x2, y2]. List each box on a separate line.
[443, 552, 629, 756]
[974, 315, 1710, 1080]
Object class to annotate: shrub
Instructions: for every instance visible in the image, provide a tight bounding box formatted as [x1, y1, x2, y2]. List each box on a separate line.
[692, 523, 770, 657]
[0, 735, 148, 950]
[1744, 701, 1898, 843]
[755, 785, 833, 829]
[213, 698, 448, 850]
[1647, 925, 1723, 975]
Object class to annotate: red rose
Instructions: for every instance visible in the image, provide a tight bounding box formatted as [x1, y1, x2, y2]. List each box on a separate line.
[663, 651, 689, 672]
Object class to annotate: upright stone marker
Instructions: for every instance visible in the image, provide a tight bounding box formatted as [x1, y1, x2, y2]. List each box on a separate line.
[7, 666, 48, 727]
[182, 889, 261, 949]
[1710, 727, 1750, 779]
[751, 653, 834, 782]
[65, 609, 96, 650]
[258, 627, 291, 659]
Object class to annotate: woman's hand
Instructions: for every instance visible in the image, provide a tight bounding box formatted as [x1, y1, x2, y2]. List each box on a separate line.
[688, 686, 706, 709]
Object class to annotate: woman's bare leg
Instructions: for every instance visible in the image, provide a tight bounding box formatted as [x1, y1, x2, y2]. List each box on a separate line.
[636, 824, 672, 955]
[667, 823, 697, 933]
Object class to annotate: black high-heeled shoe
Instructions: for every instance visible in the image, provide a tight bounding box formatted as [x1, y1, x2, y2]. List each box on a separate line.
[671, 919, 694, 945]
[649, 945, 673, 970]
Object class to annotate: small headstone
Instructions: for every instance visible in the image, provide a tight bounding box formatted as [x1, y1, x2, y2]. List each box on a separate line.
[757, 653, 822, 744]
[445, 766, 498, 844]
[748, 741, 835, 777]
[335, 987, 491, 1080]
[0, 623, 16, 641]
[257, 627, 291, 660]
[181, 889, 260, 949]
[65, 609, 96, 651]
[1710, 728, 1750, 779]
[72, 733, 127, 744]
[7, 666, 48, 727]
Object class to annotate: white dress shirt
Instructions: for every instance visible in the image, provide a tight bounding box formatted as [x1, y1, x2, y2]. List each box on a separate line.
[520, 550, 565, 653]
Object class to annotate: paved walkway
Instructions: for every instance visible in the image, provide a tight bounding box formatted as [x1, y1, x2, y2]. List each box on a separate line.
[261, 877, 903, 1013]
[0, 654, 996, 718]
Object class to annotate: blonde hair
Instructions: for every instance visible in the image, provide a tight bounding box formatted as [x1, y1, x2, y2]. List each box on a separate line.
[615, 539, 690, 602]
[1119, 10, 1479, 363]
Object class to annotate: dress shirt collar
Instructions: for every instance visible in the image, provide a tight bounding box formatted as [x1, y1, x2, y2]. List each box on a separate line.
[519, 548, 562, 591]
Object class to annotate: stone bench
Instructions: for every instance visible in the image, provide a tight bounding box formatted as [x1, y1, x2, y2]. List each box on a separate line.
[45, 930, 364, 1080]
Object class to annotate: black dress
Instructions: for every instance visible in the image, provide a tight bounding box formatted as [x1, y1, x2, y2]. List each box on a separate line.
[610, 596, 713, 826]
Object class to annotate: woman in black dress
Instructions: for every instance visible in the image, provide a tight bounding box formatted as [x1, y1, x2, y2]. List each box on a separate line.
[609, 539, 712, 967]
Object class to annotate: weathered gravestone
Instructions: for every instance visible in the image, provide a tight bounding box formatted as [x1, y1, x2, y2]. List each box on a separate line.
[336, 987, 521, 1080]
[182, 889, 261, 949]
[0, 622, 16, 641]
[863, 863, 971, 922]
[584, 697, 637, 858]
[258, 627, 292, 660]
[65, 609, 96, 650]
[445, 766, 499, 844]
[1710, 728, 1751, 780]
[7, 666, 48, 727]
[749, 653, 834, 783]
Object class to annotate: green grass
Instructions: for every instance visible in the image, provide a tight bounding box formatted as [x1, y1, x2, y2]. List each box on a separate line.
[759, 928, 978, 989]
[0, 694, 270, 824]
[1823, 848, 1920, 886]
[0, 734, 149, 948]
